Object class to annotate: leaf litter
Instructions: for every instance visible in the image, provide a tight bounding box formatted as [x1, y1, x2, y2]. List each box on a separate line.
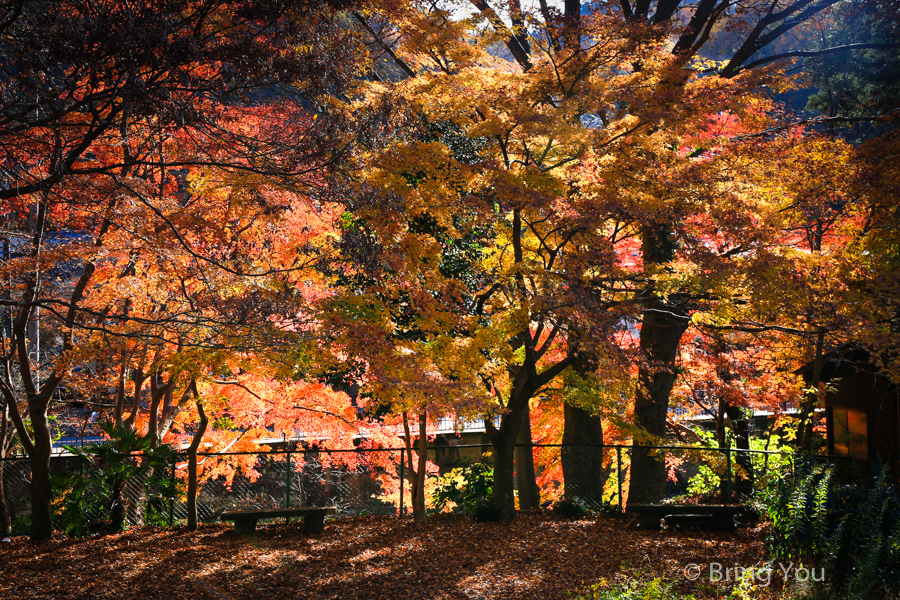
[0, 513, 790, 599]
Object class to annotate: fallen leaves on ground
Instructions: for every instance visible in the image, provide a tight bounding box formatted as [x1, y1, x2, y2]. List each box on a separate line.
[0, 514, 789, 599]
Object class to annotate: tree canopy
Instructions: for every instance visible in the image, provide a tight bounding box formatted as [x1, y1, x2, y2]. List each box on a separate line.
[1, 0, 899, 539]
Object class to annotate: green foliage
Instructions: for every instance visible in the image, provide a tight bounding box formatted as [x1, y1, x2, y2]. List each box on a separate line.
[212, 416, 235, 431]
[430, 459, 493, 516]
[756, 462, 900, 599]
[568, 576, 693, 600]
[52, 422, 180, 537]
[676, 428, 797, 500]
[553, 496, 593, 518]
[747, 434, 796, 480]
[686, 465, 721, 497]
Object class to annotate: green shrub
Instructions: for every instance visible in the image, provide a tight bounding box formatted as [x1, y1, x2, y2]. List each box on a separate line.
[53, 422, 180, 537]
[686, 465, 721, 497]
[568, 576, 693, 600]
[431, 459, 493, 516]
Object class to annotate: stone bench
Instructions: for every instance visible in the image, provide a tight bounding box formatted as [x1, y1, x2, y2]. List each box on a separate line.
[625, 504, 746, 531]
[220, 506, 337, 535]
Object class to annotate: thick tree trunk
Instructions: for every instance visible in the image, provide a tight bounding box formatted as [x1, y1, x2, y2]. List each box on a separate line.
[402, 411, 429, 524]
[514, 403, 541, 510]
[490, 379, 537, 520]
[627, 297, 689, 505]
[187, 395, 208, 532]
[489, 357, 570, 519]
[29, 399, 54, 541]
[562, 403, 607, 508]
[561, 351, 606, 508]
[491, 427, 517, 519]
[628, 225, 690, 506]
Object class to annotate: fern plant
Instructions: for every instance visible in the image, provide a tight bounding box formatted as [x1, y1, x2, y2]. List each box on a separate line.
[757, 462, 900, 598]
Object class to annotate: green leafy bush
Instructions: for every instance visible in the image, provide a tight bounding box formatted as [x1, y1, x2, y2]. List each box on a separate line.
[431, 459, 493, 516]
[686, 465, 721, 497]
[53, 422, 180, 537]
[568, 576, 693, 600]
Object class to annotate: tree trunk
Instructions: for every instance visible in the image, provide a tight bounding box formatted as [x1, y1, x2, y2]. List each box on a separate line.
[562, 403, 607, 508]
[491, 426, 517, 519]
[109, 476, 128, 533]
[514, 403, 541, 510]
[489, 378, 537, 520]
[489, 360, 569, 519]
[628, 224, 690, 506]
[0, 403, 10, 536]
[627, 297, 689, 505]
[0, 462, 7, 537]
[562, 350, 606, 508]
[402, 411, 429, 524]
[132, 378, 186, 525]
[123, 367, 147, 432]
[414, 414, 428, 522]
[113, 362, 127, 426]
[29, 398, 54, 541]
[187, 394, 208, 532]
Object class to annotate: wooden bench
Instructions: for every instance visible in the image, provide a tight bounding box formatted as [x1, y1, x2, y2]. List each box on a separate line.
[625, 504, 746, 531]
[220, 507, 337, 535]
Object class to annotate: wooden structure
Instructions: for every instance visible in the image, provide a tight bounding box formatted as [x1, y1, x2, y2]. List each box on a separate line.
[798, 346, 899, 471]
[220, 506, 337, 535]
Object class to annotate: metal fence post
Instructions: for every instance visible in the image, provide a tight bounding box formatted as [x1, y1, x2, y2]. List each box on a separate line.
[725, 445, 732, 504]
[285, 449, 292, 509]
[616, 446, 623, 514]
[398, 447, 405, 517]
[78, 455, 85, 519]
[168, 453, 175, 528]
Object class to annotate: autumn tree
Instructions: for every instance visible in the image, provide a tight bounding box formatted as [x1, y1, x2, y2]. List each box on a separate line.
[333, 0, 899, 513]
[320, 212, 491, 522]
[0, 0, 365, 540]
[336, 1, 763, 518]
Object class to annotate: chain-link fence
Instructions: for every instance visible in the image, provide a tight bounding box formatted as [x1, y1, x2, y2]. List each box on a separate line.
[0, 444, 849, 535]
